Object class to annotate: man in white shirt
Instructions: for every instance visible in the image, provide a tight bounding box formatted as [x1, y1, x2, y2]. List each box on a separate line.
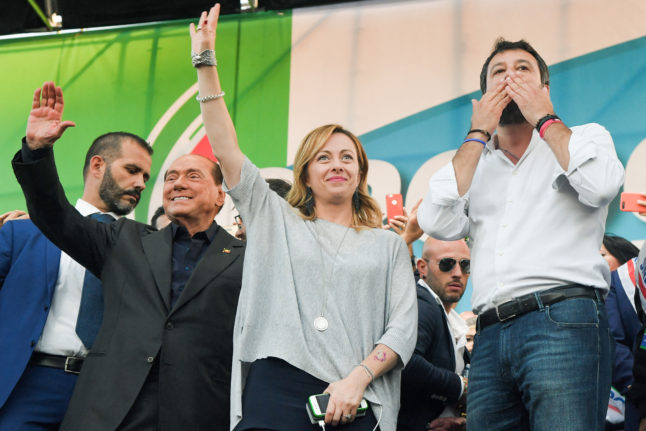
[0, 131, 152, 430]
[418, 38, 624, 431]
[398, 237, 470, 431]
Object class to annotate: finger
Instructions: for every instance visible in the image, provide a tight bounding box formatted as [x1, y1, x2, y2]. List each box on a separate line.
[7, 211, 27, 222]
[324, 397, 337, 425]
[45, 82, 56, 109]
[208, 3, 221, 31]
[32, 88, 42, 110]
[393, 215, 408, 223]
[56, 121, 77, 135]
[54, 86, 65, 114]
[411, 198, 423, 213]
[189, 22, 196, 37]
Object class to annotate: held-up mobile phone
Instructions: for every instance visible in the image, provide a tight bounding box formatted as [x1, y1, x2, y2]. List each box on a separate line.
[306, 393, 369, 424]
[386, 193, 404, 221]
[620, 192, 646, 212]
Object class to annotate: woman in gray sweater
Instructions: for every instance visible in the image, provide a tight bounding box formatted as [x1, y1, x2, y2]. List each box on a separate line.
[190, 5, 417, 430]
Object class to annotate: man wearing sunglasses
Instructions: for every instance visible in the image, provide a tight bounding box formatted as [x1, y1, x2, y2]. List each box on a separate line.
[417, 39, 623, 431]
[398, 237, 470, 431]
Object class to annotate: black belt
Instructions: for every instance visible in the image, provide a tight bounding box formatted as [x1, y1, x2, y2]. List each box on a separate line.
[477, 285, 601, 330]
[30, 351, 84, 374]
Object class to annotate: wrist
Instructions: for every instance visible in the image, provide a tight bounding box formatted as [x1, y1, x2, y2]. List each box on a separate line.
[354, 364, 373, 387]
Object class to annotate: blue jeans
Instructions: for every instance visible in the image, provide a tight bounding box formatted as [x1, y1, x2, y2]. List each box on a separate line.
[467, 294, 612, 431]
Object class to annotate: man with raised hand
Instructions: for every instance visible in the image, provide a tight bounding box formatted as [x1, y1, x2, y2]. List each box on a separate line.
[0, 87, 152, 429]
[12, 81, 244, 431]
[418, 39, 624, 430]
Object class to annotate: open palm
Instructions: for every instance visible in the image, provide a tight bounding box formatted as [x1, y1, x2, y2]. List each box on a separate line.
[25, 81, 75, 149]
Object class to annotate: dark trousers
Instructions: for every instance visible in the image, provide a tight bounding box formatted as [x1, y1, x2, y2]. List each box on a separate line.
[0, 364, 78, 431]
[118, 359, 160, 430]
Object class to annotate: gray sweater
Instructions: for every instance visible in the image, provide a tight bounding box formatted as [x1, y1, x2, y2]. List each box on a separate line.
[226, 158, 417, 431]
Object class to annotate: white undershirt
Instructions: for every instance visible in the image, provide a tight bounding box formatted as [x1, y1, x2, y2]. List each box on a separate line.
[35, 199, 118, 357]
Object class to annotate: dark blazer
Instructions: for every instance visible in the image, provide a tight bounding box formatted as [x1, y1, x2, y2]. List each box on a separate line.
[607, 265, 642, 430]
[0, 220, 61, 408]
[398, 281, 466, 431]
[13, 149, 244, 431]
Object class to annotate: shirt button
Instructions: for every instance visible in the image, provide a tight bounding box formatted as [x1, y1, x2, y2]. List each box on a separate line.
[498, 252, 503, 256]
[30, 340, 36, 347]
[166, 322, 174, 329]
[512, 171, 518, 176]
[184, 266, 190, 271]
[44, 305, 49, 311]
[147, 356, 154, 363]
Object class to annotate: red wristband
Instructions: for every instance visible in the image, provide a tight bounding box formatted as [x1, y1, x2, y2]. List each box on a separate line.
[539, 118, 562, 139]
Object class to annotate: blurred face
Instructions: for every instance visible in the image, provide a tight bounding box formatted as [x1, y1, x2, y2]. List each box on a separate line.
[419, 239, 470, 306]
[486, 49, 544, 125]
[600, 244, 621, 271]
[98, 139, 151, 216]
[305, 133, 361, 206]
[163, 155, 225, 223]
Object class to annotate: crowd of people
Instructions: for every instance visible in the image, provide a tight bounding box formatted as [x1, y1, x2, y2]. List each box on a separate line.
[1, 3, 646, 431]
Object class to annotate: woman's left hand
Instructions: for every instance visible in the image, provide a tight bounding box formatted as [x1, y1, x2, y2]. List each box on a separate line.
[189, 3, 220, 54]
[323, 367, 370, 426]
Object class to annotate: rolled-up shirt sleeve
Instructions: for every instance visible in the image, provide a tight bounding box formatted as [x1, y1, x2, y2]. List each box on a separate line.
[417, 162, 470, 241]
[552, 123, 624, 208]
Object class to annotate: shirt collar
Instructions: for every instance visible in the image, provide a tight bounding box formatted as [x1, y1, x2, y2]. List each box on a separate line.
[75, 198, 120, 219]
[171, 220, 219, 243]
[418, 279, 444, 308]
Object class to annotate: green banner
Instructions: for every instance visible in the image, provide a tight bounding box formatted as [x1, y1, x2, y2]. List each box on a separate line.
[0, 11, 292, 222]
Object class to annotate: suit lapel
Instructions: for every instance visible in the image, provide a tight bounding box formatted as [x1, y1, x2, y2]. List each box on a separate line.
[45, 239, 61, 298]
[141, 226, 173, 311]
[420, 282, 458, 369]
[169, 228, 242, 315]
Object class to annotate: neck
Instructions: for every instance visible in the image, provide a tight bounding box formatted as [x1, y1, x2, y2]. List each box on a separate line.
[173, 216, 214, 237]
[442, 303, 453, 314]
[314, 201, 353, 227]
[496, 122, 534, 164]
[81, 191, 110, 213]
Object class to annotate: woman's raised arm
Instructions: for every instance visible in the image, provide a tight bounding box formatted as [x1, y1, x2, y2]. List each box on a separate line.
[190, 3, 245, 188]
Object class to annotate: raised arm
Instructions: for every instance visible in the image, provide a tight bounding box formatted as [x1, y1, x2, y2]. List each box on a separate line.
[25, 81, 76, 150]
[190, 4, 245, 188]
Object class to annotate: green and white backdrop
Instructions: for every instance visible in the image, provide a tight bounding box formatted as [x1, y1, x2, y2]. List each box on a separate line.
[2, 0, 646, 311]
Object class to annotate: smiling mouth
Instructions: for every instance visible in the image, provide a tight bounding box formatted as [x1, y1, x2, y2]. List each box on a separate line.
[171, 196, 191, 201]
[327, 177, 347, 182]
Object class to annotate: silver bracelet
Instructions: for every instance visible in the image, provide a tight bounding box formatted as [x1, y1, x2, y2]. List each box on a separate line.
[191, 49, 217, 68]
[196, 91, 225, 103]
[357, 364, 374, 384]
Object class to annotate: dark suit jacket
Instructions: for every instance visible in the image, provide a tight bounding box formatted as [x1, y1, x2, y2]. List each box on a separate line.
[398, 281, 466, 431]
[13, 149, 244, 431]
[0, 220, 61, 407]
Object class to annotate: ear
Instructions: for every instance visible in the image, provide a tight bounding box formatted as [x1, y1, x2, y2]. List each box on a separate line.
[214, 186, 226, 208]
[89, 155, 106, 179]
[416, 258, 427, 279]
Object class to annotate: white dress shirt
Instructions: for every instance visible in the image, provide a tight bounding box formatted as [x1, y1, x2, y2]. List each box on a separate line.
[418, 124, 624, 314]
[35, 199, 118, 357]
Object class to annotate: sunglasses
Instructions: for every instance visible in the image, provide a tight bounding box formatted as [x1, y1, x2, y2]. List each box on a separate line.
[424, 257, 470, 274]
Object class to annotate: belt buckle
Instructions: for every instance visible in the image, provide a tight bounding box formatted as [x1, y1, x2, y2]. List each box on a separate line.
[64, 356, 81, 374]
[495, 301, 517, 322]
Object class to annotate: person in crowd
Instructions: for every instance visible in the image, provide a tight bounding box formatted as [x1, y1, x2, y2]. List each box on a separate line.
[604, 234, 641, 431]
[458, 311, 476, 354]
[629, 232, 646, 431]
[417, 38, 624, 430]
[12, 81, 244, 431]
[150, 205, 171, 229]
[602, 234, 640, 271]
[191, 5, 417, 430]
[398, 237, 470, 431]
[0, 131, 152, 430]
[234, 178, 291, 241]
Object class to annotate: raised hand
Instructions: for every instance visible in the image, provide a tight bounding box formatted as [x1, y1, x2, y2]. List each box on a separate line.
[504, 71, 554, 126]
[25, 81, 76, 150]
[470, 79, 511, 136]
[189, 4, 220, 54]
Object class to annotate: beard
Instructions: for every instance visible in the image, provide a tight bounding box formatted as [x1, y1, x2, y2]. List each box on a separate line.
[98, 165, 140, 216]
[499, 100, 528, 126]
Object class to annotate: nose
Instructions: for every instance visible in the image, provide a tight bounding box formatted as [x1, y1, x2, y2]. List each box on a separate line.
[134, 174, 146, 191]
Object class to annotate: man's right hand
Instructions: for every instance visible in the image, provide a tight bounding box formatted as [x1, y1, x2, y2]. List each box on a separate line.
[25, 81, 76, 150]
[470, 79, 511, 137]
[0, 210, 29, 228]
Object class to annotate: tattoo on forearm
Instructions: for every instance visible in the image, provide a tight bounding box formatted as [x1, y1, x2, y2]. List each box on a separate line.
[374, 350, 387, 362]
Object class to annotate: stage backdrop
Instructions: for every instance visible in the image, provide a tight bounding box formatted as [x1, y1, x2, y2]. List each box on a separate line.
[2, 0, 646, 312]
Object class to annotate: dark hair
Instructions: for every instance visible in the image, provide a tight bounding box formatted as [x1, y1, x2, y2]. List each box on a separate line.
[480, 38, 550, 94]
[603, 234, 640, 266]
[83, 132, 153, 179]
[151, 206, 166, 228]
[266, 178, 291, 199]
